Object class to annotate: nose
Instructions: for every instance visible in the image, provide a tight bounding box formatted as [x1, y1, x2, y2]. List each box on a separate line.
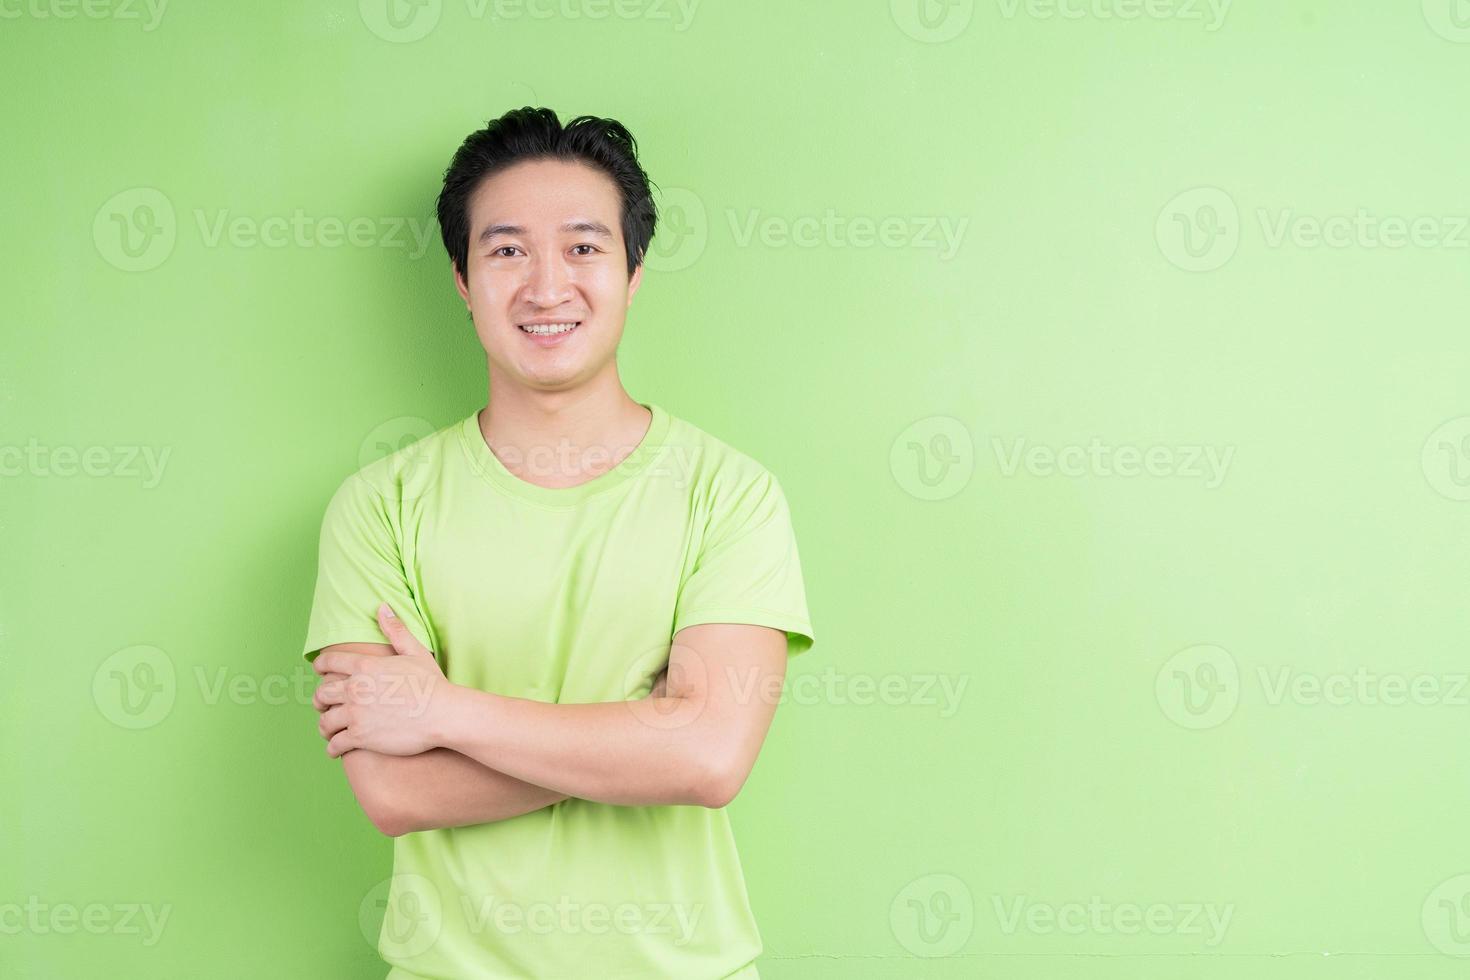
[521, 252, 576, 308]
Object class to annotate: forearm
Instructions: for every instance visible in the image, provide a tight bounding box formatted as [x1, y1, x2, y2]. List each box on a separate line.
[344, 746, 568, 835]
[436, 687, 725, 808]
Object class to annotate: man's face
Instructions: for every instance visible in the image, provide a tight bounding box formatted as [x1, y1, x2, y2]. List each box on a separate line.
[455, 158, 643, 393]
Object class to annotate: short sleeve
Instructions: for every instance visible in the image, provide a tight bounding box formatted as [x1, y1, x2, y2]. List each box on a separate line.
[672, 470, 815, 657]
[300, 474, 436, 663]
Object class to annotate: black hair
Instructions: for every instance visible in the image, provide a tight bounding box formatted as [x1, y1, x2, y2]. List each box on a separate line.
[435, 107, 658, 281]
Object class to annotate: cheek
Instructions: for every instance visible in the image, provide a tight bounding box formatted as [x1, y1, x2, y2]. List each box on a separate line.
[578, 268, 627, 302]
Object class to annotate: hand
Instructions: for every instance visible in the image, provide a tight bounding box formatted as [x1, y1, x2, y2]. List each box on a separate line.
[312, 604, 457, 758]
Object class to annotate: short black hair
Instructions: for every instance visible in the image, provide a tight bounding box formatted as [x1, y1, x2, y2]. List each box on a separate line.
[435, 107, 658, 281]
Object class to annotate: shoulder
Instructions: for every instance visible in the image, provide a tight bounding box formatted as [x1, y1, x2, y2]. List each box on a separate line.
[662, 410, 782, 490]
[659, 410, 789, 523]
[332, 414, 465, 506]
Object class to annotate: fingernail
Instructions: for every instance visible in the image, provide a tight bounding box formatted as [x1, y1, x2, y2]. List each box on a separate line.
[380, 603, 395, 619]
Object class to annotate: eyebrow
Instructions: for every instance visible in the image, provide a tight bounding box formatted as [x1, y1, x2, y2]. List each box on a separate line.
[476, 220, 615, 246]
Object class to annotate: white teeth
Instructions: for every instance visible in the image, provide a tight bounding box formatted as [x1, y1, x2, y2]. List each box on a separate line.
[519, 322, 579, 335]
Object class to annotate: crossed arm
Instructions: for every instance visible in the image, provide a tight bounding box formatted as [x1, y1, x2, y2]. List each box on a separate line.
[311, 605, 788, 837]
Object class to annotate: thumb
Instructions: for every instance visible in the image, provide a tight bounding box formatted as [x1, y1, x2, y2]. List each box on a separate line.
[378, 603, 433, 657]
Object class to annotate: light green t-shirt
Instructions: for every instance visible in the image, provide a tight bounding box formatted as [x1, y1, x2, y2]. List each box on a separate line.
[301, 401, 815, 979]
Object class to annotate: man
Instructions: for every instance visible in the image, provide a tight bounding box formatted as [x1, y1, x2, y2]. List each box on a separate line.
[301, 107, 815, 978]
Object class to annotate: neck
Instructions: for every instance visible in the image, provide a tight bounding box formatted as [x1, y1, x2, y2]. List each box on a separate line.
[477, 363, 653, 488]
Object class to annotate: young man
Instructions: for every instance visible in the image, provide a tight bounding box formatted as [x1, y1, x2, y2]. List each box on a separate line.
[301, 108, 815, 979]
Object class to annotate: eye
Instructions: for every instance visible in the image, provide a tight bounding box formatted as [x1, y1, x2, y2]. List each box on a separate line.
[493, 246, 521, 258]
[571, 244, 598, 256]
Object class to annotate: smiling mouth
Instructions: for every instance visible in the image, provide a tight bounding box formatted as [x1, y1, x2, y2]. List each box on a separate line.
[517, 321, 581, 336]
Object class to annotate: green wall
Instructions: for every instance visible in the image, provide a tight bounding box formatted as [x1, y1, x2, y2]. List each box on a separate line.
[5, 1, 1470, 976]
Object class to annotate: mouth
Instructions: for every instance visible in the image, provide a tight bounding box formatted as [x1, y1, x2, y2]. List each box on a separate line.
[516, 321, 581, 346]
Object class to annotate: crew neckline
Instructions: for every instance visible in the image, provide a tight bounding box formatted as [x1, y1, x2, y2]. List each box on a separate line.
[459, 402, 672, 507]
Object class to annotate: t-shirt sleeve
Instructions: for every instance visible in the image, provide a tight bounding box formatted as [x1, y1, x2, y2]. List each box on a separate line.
[300, 474, 436, 664]
[672, 469, 815, 657]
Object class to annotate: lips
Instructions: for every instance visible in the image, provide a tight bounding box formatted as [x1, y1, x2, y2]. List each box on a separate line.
[517, 321, 581, 346]
[517, 321, 581, 335]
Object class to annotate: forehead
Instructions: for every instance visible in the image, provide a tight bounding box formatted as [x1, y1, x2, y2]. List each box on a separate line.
[467, 159, 623, 238]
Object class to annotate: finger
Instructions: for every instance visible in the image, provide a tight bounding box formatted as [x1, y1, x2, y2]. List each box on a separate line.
[326, 730, 354, 759]
[310, 678, 343, 717]
[314, 680, 346, 712]
[318, 705, 349, 739]
[378, 603, 433, 658]
[313, 651, 362, 676]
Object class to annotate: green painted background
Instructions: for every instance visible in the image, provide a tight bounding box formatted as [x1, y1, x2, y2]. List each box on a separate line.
[5, 1, 1470, 976]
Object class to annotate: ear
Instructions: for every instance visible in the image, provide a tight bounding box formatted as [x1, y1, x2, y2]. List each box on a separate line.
[453, 263, 471, 305]
[626, 262, 644, 306]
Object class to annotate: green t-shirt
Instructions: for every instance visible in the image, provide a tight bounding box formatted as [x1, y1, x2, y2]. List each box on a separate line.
[301, 401, 815, 979]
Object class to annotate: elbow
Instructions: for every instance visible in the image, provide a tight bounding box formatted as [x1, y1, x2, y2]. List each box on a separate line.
[695, 752, 748, 810]
[366, 801, 414, 838]
[344, 753, 415, 837]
